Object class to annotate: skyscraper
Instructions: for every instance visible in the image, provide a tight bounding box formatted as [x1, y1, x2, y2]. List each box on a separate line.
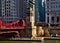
[18, 0, 29, 19]
[0, 0, 2, 18]
[0, 0, 29, 23]
[46, 0, 60, 25]
[38, 0, 45, 22]
[1, 0, 17, 23]
[42, 1, 45, 22]
[38, 0, 42, 21]
[1, 0, 18, 23]
[35, 0, 39, 22]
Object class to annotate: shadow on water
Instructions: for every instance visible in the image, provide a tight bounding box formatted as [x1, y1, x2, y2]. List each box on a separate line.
[0, 41, 42, 43]
[0, 40, 60, 43]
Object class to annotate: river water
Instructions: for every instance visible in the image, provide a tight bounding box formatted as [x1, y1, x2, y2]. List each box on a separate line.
[0, 40, 60, 43]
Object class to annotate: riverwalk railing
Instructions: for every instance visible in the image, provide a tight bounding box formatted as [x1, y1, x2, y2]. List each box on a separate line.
[9, 37, 44, 41]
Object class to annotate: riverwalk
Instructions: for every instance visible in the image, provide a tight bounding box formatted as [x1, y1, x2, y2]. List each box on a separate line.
[0, 37, 60, 41]
[44, 37, 60, 40]
[9, 37, 44, 41]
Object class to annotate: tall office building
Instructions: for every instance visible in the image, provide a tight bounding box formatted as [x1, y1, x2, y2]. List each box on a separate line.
[45, 0, 60, 25]
[38, 0, 42, 22]
[1, 0, 18, 23]
[38, 0, 45, 22]
[42, 1, 45, 22]
[18, 0, 29, 19]
[0, 0, 2, 19]
[0, 0, 2, 18]
[0, 0, 29, 23]
[35, 0, 39, 22]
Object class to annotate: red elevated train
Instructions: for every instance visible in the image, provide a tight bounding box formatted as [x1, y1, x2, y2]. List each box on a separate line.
[0, 20, 26, 37]
[0, 20, 26, 30]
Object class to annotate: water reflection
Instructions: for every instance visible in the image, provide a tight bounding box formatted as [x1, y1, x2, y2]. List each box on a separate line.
[31, 40, 60, 43]
[0, 40, 60, 43]
[56, 40, 58, 43]
[44, 40, 60, 43]
[31, 41, 44, 43]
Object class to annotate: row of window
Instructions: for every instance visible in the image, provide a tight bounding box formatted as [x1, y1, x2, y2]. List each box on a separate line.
[2, 12, 17, 15]
[47, 9, 60, 12]
[47, 12, 60, 15]
[2, 7, 16, 9]
[4, 18, 13, 20]
[47, 5, 60, 8]
[47, 16, 60, 23]
[51, 5, 60, 8]
[51, 2, 60, 4]
[2, 8, 16, 12]
[2, 10, 17, 12]
[5, 4, 10, 6]
[6, 0, 10, 3]
[47, 0, 55, 1]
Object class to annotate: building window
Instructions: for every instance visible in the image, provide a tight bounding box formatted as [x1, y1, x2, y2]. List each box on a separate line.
[9, 7, 10, 9]
[51, 17, 54, 23]
[47, 2, 49, 4]
[47, 6, 49, 8]
[7, 8, 9, 9]
[47, 0, 49, 1]
[9, 1, 10, 3]
[6, 4, 9, 6]
[51, 5, 55, 8]
[9, 4, 10, 6]
[0, 14, 2, 16]
[51, 2, 55, 4]
[57, 16, 59, 22]
[47, 17, 49, 23]
[47, 10, 49, 12]
[3, 12, 4, 14]
[56, 5, 57, 8]
[47, 13, 49, 15]
[59, 5, 60, 8]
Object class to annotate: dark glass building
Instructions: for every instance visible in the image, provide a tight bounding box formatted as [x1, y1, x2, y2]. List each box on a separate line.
[42, 1, 45, 22]
[35, 0, 39, 22]
[38, 0, 45, 22]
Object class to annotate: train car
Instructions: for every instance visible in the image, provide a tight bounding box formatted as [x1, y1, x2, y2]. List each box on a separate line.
[0, 19, 26, 37]
[0, 19, 26, 30]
